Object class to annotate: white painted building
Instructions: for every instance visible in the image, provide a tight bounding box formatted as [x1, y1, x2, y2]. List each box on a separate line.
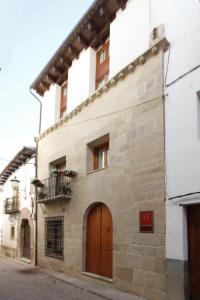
[0, 147, 35, 262]
[30, 0, 200, 299]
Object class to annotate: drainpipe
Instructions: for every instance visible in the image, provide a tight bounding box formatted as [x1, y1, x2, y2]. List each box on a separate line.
[29, 88, 42, 267]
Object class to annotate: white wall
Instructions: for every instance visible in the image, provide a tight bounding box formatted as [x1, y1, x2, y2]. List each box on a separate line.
[67, 47, 96, 113]
[151, 0, 200, 83]
[165, 71, 200, 197]
[110, 0, 150, 78]
[41, 84, 59, 132]
[0, 160, 35, 249]
[150, 0, 200, 197]
[166, 201, 188, 260]
[153, 0, 200, 260]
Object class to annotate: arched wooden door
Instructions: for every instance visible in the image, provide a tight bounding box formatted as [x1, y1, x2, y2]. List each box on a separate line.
[86, 203, 112, 278]
[21, 220, 30, 259]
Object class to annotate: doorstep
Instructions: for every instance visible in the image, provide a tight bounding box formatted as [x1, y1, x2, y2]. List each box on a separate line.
[82, 271, 113, 283]
[39, 267, 147, 300]
[19, 257, 31, 264]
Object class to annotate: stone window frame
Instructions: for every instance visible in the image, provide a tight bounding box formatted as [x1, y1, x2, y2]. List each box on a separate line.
[86, 134, 110, 174]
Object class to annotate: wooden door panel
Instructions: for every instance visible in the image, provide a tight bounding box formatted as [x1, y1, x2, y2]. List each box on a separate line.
[188, 205, 200, 300]
[86, 205, 101, 275]
[23, 221, 30, 259]
[100, 204, 113, 278]
[86, 203, 113, 278]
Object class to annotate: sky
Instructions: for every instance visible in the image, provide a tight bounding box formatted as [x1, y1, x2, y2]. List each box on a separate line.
[0, 0, 93, 172]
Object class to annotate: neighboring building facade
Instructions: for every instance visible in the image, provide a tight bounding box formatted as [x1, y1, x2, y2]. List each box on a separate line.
[0, 147, 35, 263]
[163, 1, 200, 300]
[30, 0, 200, 300]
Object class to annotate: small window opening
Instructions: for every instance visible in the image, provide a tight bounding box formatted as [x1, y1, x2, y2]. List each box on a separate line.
[87, 134, 109, 173]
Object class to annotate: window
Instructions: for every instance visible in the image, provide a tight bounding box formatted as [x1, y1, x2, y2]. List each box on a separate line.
[86, 134, 110, 173]
[97, 75, 109, 89]
[49, 157, 66, 173]
[60, 82, 68, 118]
[45, 217, 64, 260]
[96, 41, 109, 89]
[93, 143, 109, 170]
[10, 225, 15, 240]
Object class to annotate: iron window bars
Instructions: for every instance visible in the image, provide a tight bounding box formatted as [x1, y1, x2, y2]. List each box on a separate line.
[45, 216, 64, 260]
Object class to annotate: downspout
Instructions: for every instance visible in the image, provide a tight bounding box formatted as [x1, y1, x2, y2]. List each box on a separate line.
[29, 88, 42, 267]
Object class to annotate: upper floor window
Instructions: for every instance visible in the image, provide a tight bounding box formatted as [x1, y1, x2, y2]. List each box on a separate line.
[94, 142, 109, 170]
[60, 81, 68, 118]
[96, 41, 109, 89]
[86, 134, 109, 173]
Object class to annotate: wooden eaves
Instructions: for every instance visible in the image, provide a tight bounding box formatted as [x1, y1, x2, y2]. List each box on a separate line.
[30, 0, 127, 96]
[0, 147, 36, 186]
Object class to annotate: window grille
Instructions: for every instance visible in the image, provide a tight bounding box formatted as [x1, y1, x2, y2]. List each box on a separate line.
[45, 216, 64, 260]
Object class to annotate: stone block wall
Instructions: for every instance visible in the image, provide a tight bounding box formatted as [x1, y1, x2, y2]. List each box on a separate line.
[0, 245, 17, 259]
[37, 46, 166, 300]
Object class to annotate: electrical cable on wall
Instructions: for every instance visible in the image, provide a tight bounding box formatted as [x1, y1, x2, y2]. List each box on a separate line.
[49, 94, 165, 130]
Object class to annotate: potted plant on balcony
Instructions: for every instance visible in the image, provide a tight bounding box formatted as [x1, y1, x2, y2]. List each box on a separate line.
[50, 168, 62, 177]
[31, 178, 46, 200]
[62, 169, 77, 178]
[31, 178, 44, 188]
[57, 182, 71, 195]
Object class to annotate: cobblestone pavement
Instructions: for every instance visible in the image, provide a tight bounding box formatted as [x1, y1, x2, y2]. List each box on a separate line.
[0, 256, 146, 300]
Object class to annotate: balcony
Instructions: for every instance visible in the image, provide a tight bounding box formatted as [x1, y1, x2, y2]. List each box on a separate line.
[36, 176, 71, 204]
[5, 197, 19, 214]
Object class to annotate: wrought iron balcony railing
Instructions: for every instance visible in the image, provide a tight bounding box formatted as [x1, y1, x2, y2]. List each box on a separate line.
[37, 176, 71, 203]
[4, 197, 19, 214]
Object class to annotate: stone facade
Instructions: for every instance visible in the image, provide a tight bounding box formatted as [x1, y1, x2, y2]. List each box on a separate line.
[0, 208, 35, 263]
[0, 245, 17, 258]
[37, 44, 166, 300]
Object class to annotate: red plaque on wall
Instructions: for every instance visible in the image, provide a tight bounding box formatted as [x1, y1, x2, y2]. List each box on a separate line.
[139, 211, 154, 233]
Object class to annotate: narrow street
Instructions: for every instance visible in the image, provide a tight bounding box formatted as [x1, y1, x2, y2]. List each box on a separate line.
[0, 256, 145, 300]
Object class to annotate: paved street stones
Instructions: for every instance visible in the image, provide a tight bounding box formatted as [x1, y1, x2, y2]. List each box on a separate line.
[0, 256, 146, 300]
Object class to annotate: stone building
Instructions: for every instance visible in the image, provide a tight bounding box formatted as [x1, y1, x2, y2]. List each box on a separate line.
[30, 1, 168, 299]
[0, 147, 35, 263]
[30, 0, 200, 299]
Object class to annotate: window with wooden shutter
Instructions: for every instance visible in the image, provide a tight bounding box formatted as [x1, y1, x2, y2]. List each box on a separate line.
[60, 82, 68, 118]
[93, 142, 109, 170]
[96, 41, 109, 89]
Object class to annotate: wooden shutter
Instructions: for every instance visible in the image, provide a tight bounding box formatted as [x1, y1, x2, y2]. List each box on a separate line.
[96, 42, 109, 89]
[60, 82, 67, 118]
